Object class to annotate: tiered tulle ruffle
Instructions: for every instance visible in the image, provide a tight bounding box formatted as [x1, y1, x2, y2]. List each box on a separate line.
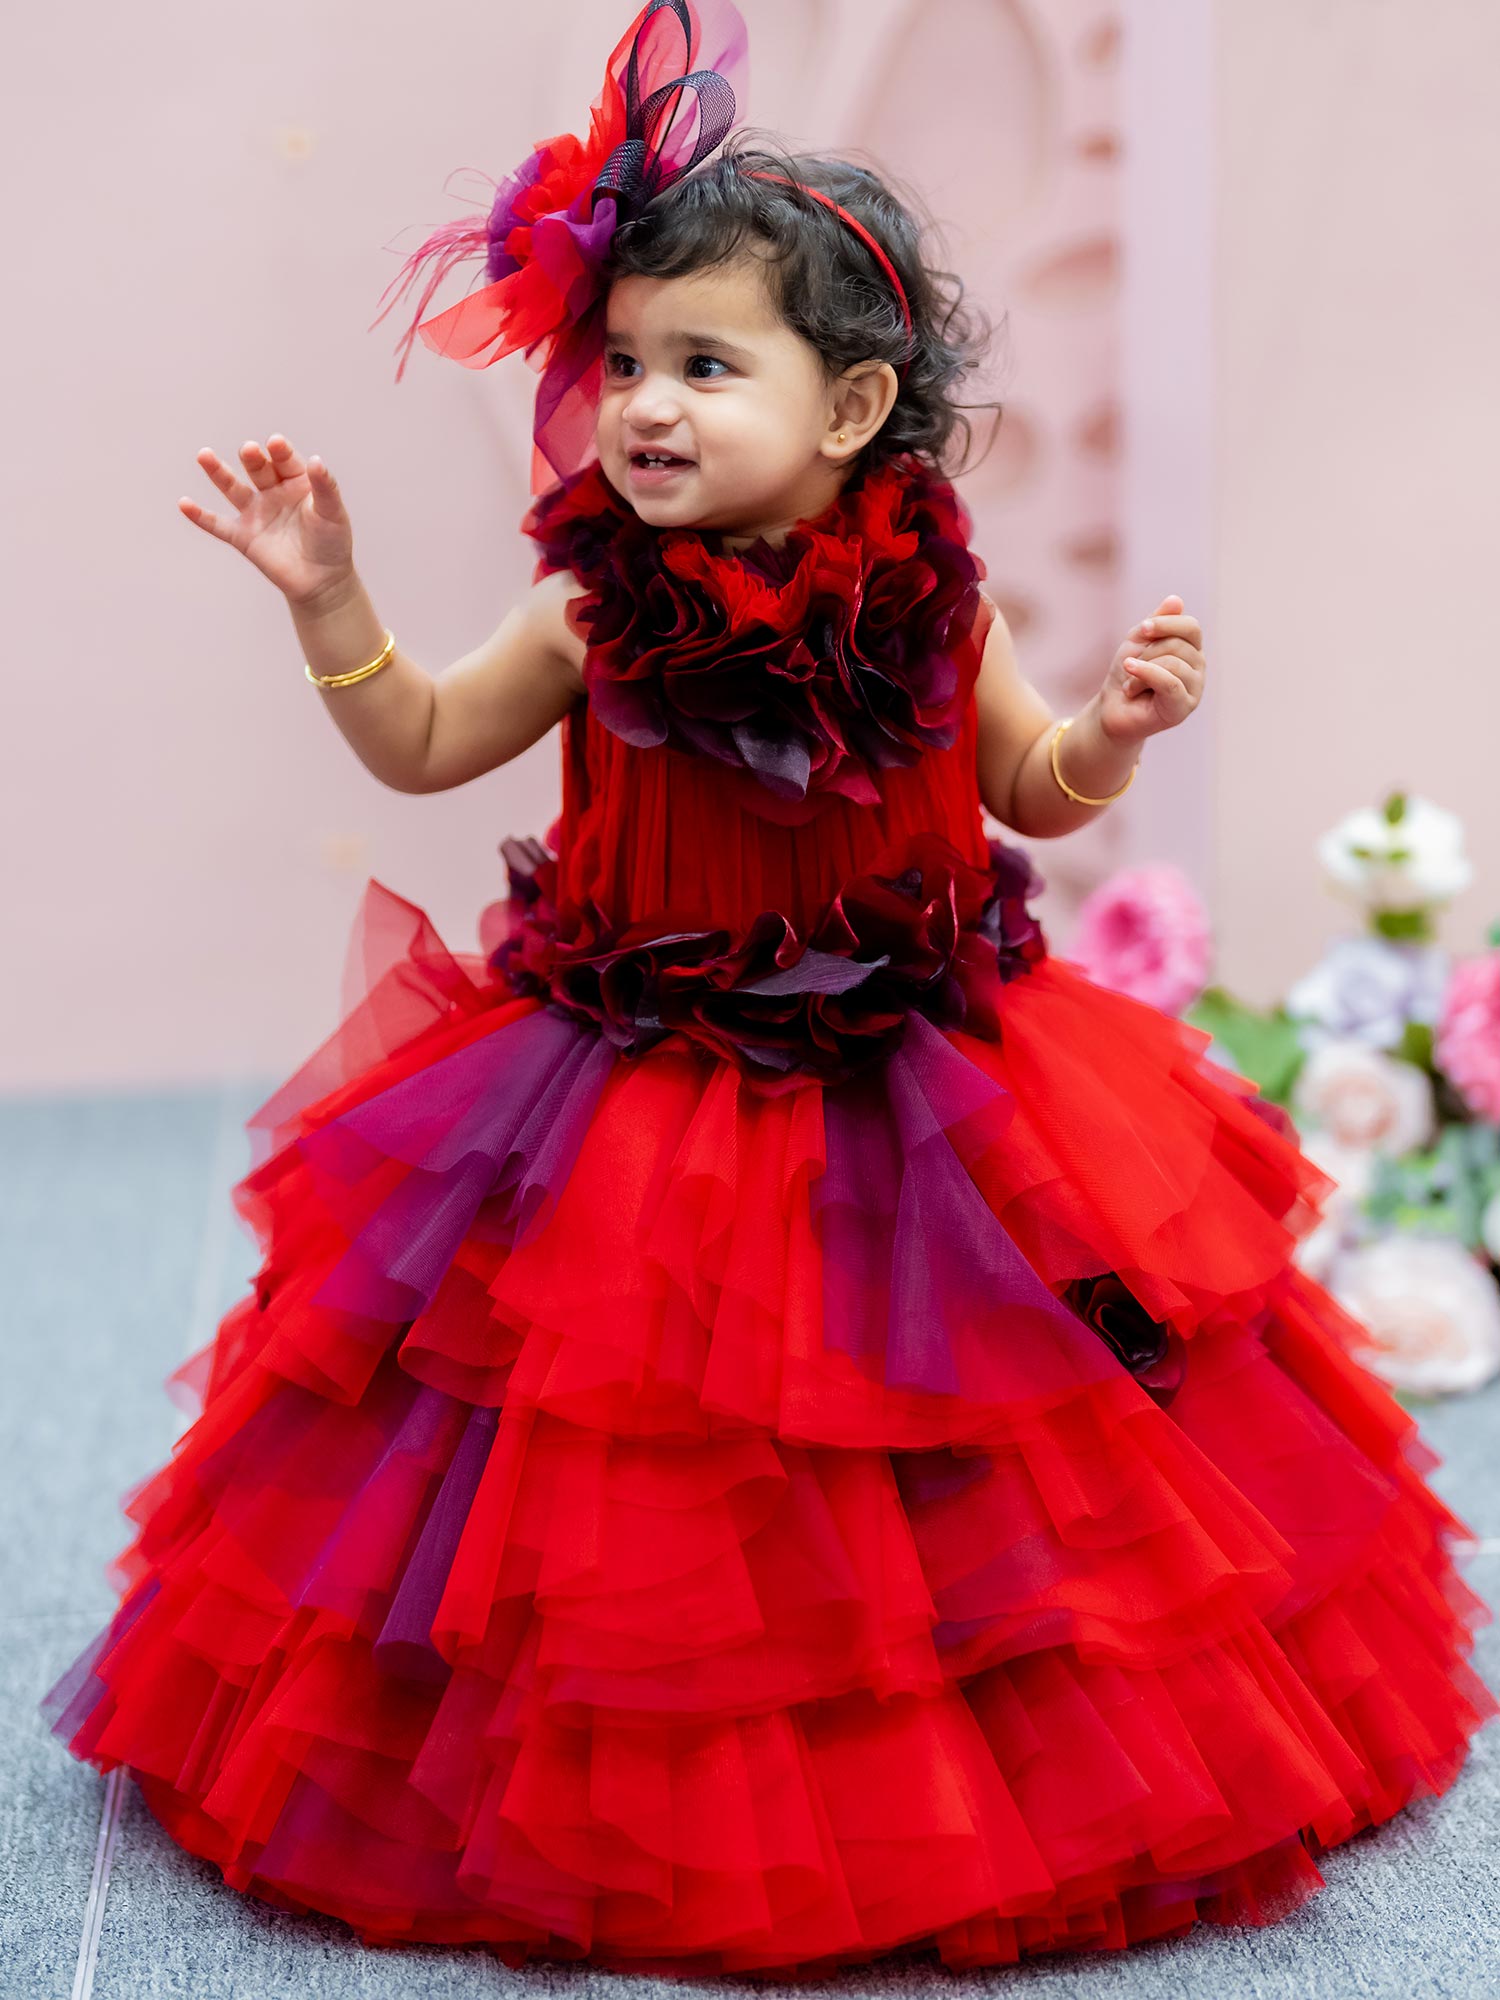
[42, 877, 1498, 1973]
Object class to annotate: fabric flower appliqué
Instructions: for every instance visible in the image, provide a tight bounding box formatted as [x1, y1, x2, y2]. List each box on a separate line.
[1062, 1271, 1187, 1408]
[522, 451, 992, 818]
[484, 825, 1047, 1092]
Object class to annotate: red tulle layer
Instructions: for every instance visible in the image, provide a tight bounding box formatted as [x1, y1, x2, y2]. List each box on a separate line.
[45, 879, 1498, 1975]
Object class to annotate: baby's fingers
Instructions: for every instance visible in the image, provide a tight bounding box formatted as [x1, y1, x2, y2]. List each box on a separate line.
[177, 494, 238, 543]
[305, 455, 348, 519]
[1122, 654, 1181, 693]
[194, 446, 257, 512]
[1135, 636, 1203, 673]
[237, 439, 282, 491]
[264, 433, 308, 481]
[1133, 611, 1202, 644]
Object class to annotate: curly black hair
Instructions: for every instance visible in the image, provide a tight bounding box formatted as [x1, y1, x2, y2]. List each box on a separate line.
[605, 128, 1007, 479]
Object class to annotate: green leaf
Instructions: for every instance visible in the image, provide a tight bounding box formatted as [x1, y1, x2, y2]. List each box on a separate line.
[1362, 1125, 1493, 1250]
[1182, 986, 1306, 1101]
[1398, 1020, 1436, 1071]
[1390, 1201, 1466, 1238]
[1373, 908, 1435, 941]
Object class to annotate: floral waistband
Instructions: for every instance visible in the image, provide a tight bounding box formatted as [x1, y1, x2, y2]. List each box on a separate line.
[484, 830, 1049, 1093]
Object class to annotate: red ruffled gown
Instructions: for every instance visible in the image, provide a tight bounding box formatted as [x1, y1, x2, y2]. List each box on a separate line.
[42, 455, 1498, 1974]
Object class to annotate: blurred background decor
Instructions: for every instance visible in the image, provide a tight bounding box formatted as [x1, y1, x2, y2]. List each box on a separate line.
[1068, 789, 1500, 1401]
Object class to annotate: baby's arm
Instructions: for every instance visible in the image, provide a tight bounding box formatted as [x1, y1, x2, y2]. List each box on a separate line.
[407, 569, 591, 793]
[294, 560, 592, 800]
[292, 570, 586, 794]
[183, 434, 589, 794]
[973, 592, 1141, 835]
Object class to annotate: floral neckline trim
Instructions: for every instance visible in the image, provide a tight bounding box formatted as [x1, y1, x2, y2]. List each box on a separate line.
[521, 452, 993, 818]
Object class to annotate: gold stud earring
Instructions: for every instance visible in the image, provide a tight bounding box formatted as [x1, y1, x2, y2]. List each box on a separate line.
[837, 430, 847, 443]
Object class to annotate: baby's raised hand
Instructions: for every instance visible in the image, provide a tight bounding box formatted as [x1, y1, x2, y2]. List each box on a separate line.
[179, 435, 356, 608]
[1099, 594, 1206, 743]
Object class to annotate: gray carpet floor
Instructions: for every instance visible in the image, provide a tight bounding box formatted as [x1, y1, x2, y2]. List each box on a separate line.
[5, 1081, 1499, 2000]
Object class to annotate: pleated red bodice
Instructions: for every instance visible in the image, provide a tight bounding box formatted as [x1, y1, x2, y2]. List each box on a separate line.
[552, 683, 993, 939]
[485, 455, 1050, 1086]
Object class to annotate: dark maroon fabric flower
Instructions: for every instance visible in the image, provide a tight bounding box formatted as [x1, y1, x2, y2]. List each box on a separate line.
[1062, 1272, 1186, 1407]
[980, 835, 1049, 985]
[486, 827, 1048, 1093]
[521, 451, 990, 812]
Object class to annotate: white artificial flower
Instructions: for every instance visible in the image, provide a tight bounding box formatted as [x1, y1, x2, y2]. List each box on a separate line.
[1481, 1189, 1500, 1265]
[1285, 935, 1450, 1054]
[1292, 1128, 1373, 1282]
[1291, 1038, 1436, 1156]
[1329, 1233, 1500, 1394]
[1318, 795, 1472, 915]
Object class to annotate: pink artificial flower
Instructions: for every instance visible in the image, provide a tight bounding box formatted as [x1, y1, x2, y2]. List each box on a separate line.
[1435, 949, 1500, 1124]
[1068, 863, 1213, 1014]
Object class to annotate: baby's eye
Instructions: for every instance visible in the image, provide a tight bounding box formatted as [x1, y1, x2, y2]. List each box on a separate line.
[603, 351, 729, 381]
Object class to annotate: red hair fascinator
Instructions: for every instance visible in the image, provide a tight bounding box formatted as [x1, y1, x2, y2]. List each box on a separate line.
[370, 0, 750, 497]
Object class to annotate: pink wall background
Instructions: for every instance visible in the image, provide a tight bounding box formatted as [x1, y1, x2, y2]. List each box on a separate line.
[1208, 0, 1500, 1005]
[3, 0, 1495, 1092]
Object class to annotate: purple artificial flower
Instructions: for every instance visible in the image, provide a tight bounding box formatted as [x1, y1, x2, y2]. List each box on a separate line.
[1286, 935, 1450, 1054]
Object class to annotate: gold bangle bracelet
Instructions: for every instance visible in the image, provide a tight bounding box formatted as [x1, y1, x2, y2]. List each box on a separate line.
[305, 629, 396, 689]
[1049, 716, 1138, 806]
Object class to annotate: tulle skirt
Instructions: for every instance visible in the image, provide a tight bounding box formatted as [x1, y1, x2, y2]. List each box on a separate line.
[42, 878, 1498, 1974]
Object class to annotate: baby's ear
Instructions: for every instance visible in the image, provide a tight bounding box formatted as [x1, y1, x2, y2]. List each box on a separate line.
[839, 357, 899, 431]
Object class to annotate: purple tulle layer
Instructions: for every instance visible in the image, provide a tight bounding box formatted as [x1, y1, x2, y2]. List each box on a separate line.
[283, 1001, 1120, 1411]
[301, 1005, 618, 1325]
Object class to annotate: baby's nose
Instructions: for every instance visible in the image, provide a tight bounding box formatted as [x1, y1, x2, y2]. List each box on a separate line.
[626, 380, 684, 424]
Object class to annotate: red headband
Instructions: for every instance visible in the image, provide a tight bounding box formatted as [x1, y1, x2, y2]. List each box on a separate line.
[741, 169, 915, 374]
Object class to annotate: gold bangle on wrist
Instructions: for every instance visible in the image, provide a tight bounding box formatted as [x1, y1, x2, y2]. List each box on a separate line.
[1049, 716, 1138, 806]
[305, 629, 396, 689]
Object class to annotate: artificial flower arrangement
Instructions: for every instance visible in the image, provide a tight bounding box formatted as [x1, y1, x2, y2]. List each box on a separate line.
[1064, 792, 1500, 1399]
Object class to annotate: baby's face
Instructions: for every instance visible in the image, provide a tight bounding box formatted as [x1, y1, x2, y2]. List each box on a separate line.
[597, 252, 871, 551]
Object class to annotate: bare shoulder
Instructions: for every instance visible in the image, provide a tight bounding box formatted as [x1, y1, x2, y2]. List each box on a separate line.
[975, 586, 1008, 639]
[527, 567, 592, 696]
[972, 588, 1025, 702]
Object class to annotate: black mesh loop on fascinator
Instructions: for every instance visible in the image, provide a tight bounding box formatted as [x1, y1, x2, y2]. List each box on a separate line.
[590, 0, 740, 219]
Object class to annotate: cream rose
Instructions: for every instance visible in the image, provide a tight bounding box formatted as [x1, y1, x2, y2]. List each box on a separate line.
[1292, 1038, 1436, 1155]
[1329, 1233, 1500, 1393]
